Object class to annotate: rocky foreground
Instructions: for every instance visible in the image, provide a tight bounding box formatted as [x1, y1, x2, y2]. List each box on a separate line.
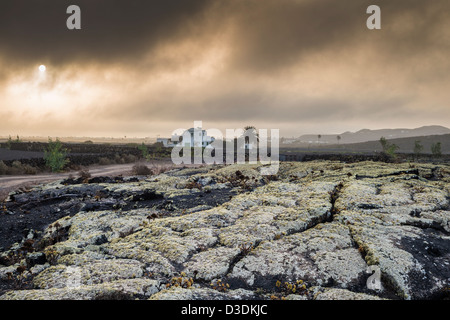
[0, 161, 449, 300]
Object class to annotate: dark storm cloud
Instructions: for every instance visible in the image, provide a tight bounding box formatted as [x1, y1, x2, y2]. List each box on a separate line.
[0, 0, 448, 72]
[222, 0, 368, 73]
[0, 0, 211, 67]
[223, 0, 450, 74]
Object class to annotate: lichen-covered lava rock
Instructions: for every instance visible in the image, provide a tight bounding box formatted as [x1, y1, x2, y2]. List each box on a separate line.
[1, 161, 449, 300]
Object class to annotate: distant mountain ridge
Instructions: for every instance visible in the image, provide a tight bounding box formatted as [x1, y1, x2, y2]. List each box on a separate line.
[330, 134, 450, 154]
[295, 125, 450, 144]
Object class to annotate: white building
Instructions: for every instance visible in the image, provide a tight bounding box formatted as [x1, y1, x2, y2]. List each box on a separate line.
[183, 127, 215, 147]
[157, 128, 215, 148]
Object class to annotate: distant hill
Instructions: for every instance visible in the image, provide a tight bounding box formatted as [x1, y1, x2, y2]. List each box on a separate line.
[293, 125, 450, 145]
[328, 134, 450, 154]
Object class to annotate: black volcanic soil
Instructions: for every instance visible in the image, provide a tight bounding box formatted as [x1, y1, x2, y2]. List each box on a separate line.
[0, 148, 45, 161]
[0, 174, 237, 253]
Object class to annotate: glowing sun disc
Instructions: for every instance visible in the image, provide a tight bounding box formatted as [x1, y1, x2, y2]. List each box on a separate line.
[39, 65, 46, 72]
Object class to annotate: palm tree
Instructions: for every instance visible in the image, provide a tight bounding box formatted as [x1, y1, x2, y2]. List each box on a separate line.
[243, 126, 259, 139]
[242, 126, 259, 148]
[337, 135, 341, 145]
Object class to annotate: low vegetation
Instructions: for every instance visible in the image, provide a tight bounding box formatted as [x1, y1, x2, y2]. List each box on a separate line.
[132, 163, 152, 176]
[165, 272, 194, 289]
[0, 139, 171, 175]
[44, 138, 69, 172]
[0, 135, 447, 177]
[5, 135, 22, 150]
[431, 142, 442, 157]
[0, 160, 38, 175]
[379, 137, 400, 159]
[414, 140, 423, 160]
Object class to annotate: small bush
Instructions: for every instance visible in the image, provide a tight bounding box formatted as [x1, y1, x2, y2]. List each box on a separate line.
[275, 279, 308, 296]
[0, 161, 38, 175]
[22, 164, 38, 175]
[210, 279, 230, 292]
[132, 163, 152, 176]
[0, 161, 8, 175]
[137, 143, 149, 160]
[98, 157, 112, 165]
[114, 154, 125, 164]
[166, 272, 194, 289]
[12, 160, 22, 169]
[122, 154, 137, 163]
[78, 168, 91, 181]
[431, 142, 442, 157]
[44, 138, 69, 172]
[7, 161, 23, 175]
[414, 140, 423, 158]
[379, 137, 399, 159]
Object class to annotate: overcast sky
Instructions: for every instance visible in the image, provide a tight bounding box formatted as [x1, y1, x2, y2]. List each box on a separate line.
[1, 0, 449, 138]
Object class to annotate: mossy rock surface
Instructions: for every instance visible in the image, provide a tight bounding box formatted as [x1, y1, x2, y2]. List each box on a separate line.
[1, 161, 449, 300]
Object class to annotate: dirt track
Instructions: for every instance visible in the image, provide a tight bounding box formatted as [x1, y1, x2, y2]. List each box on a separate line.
[0, 161, 184, 201]
[0, 160, 204, 201]
[0, 163, 134, 189]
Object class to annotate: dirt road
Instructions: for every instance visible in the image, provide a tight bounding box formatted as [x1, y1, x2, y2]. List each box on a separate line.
[0, 161, 185, 201]
[0, 163, 135, 189]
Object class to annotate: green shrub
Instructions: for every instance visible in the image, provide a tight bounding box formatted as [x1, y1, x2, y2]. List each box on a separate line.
[386, 144, 399, 158]
[379, 137, 388, 152]
[379, 137, 399, 159]
[138, 143, 149, 159]
[44, 138, 69, 172]
[431, 142, 442, 157]
[0, 161, 8, 175]
[414, 140, 423, 159]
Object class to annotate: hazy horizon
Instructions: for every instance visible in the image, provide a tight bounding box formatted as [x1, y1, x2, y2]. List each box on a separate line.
[1, 124, 449, 143]
[1, 1, 449, 138]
